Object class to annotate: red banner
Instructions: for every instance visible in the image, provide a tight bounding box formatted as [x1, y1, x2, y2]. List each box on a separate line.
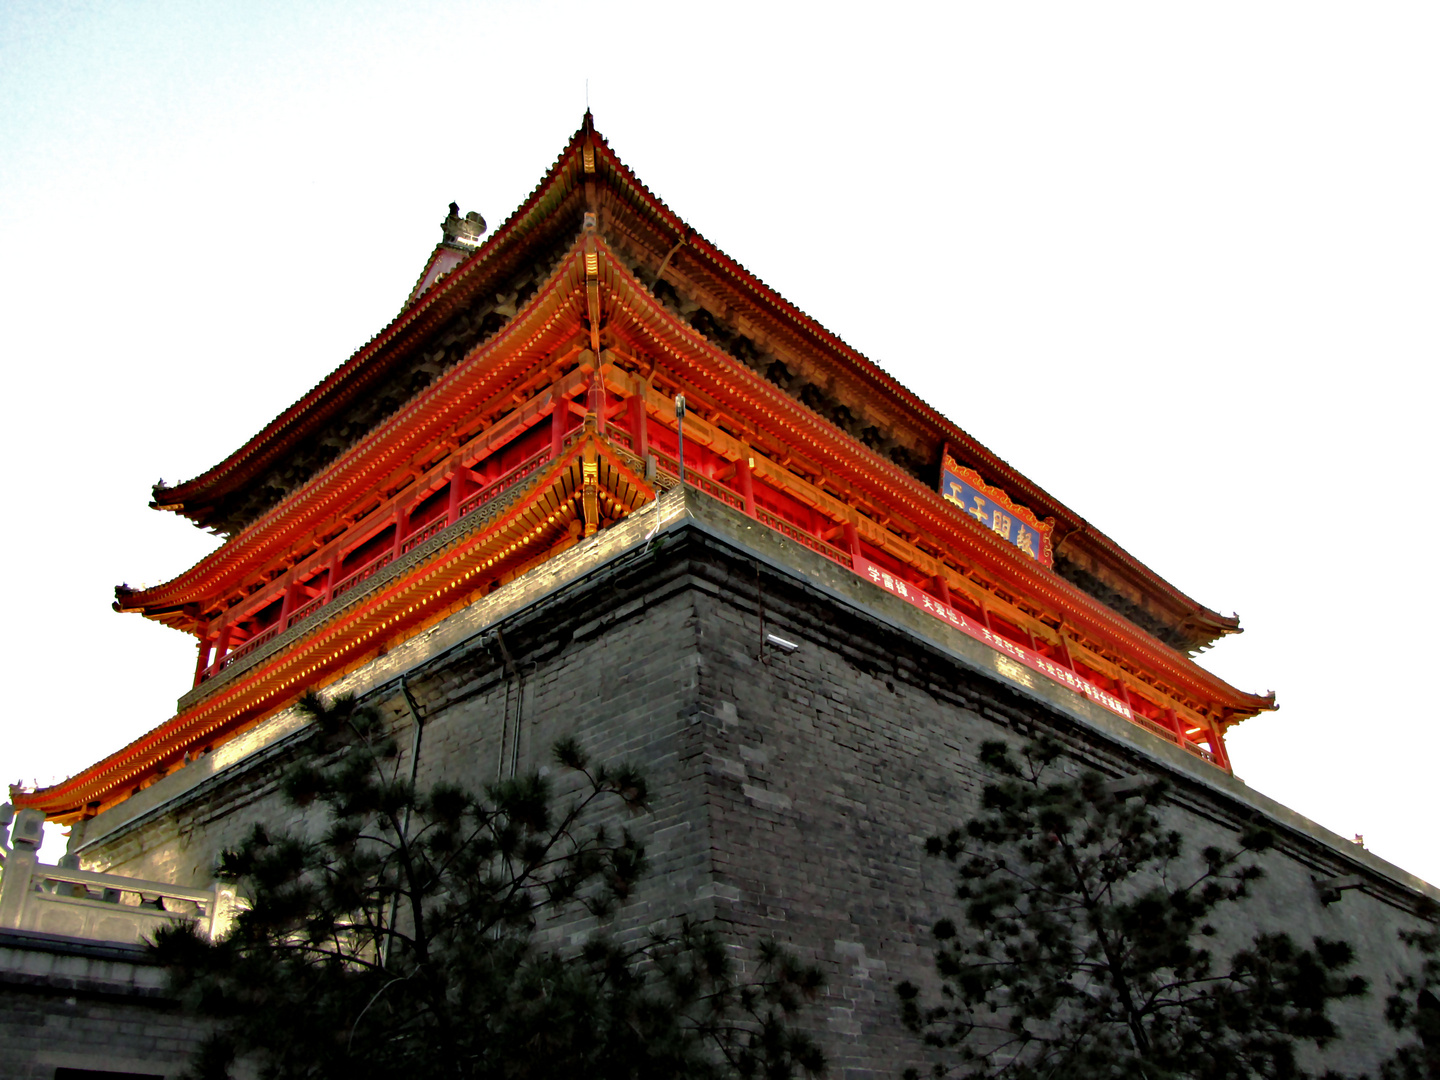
[853, 556, 1132, 721]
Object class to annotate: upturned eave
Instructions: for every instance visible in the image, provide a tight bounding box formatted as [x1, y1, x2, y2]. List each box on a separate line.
[118, 241, 598, 622]
[119, 238, 1269, 726]
[147, 114, 1238, 650]
[24, 428, 655, 819]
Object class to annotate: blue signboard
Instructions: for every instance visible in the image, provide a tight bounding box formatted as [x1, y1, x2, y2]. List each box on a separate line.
[941, 455, 1054, 566]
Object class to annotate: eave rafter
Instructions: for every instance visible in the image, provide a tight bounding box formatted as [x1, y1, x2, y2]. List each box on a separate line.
[584, 241, 1271, 719]
[151, 115, 1235, 648]
[25, 429, 653, 819]
[121, 231, 1270, 724]
[119, 242, 600, 623]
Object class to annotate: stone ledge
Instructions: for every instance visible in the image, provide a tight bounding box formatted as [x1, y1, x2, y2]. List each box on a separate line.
[0, 927, 153, 963]
[668, 489, 1440, 907]
[0, 928, 171, 1001]
[79, 485, 1438, 908]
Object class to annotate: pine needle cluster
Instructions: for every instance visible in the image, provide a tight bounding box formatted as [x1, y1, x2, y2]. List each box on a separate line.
[898, 739, 1365, 1080]
[151, 691, 825, 1080]
[1381, 899, 1440, 1080]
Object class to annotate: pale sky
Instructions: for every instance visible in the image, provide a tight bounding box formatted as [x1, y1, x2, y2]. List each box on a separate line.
[2, 2, 1436, 882]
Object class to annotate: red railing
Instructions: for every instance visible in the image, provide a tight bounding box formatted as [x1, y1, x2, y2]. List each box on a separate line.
[651, 453, 745, 511]
[458, 449, 550, 520]
[401, 515, 448, 554]
[651, 453, 852, 569]
[1181, 739, 1217, 765]
[217, 626, 279, 673]
[1132, 713, 1182, 748]
[1091, 696, 1219, 764]
[754, 508, 854, 570]
[690, 473, 746, 513]
[331, 551, 393, 600]
[286, 594, 325, 628]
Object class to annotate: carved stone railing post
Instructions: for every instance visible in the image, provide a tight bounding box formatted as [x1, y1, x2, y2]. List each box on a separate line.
[0, 808, 237, 944]
[0, 808, 44, 930]
[207, 882, 240, 940]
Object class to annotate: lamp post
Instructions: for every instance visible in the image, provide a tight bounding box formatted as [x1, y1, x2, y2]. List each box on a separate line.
[675, 393, 687, 488]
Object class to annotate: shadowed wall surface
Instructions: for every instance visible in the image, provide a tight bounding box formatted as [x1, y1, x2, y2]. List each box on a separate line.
[68, 492, 1435, 1077]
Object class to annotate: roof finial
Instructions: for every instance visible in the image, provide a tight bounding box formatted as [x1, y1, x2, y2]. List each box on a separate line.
[441, 203, 486, 248]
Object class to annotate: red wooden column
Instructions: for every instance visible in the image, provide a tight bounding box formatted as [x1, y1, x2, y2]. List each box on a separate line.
[1207, 720, 1232, 770]
[931, 573, 953, 608]
[323, 550, 343, 603]
[1115, 678, 1136, 711]
[391, 501, 410, 558]
[628, 394, 648, 456]
[193, 631, 214, 686]
[277, 580, 296, 630]
[737, 456, 756, 516]
[842, 522, 862, 560]
[588, 370, 607, 435]
[445, 466, 465, 528]
[1054, 627, 1078, 672]
[550, 408, 566, 459]
[212, 625, 232, 672]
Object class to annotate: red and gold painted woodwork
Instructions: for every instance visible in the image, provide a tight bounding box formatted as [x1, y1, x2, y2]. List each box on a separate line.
[147, 117, 1241, 653]
[32, 422, 651, 821]
[15, 124, 1265, 822]
[940, 451, 1055, 568]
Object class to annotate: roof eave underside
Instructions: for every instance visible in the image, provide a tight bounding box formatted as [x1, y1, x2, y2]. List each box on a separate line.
[20, 433, 655, 818]
[120, 239, 1267, 729]
[151, 123, 599, 519]
[150, 117, 1237, 641]
[120, 242, 596, 617]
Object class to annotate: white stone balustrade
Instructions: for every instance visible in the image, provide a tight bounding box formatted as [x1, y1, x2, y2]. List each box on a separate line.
[0, 806, 236, 945]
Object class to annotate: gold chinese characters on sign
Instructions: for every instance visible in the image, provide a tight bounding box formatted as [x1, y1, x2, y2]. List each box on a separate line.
[940, 450, 1055, 568]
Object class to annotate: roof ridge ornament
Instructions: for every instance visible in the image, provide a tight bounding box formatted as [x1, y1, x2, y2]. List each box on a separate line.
[441, 203, 487, 249]
[581, 109, 597, 173]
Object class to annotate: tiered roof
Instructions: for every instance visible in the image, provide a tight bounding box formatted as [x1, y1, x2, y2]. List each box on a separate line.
[15, 115, 1272, 821]
[148, 117, 1238, 654]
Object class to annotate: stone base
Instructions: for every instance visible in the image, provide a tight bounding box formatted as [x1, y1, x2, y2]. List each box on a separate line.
[0, 929, 211, 1080]
[67, 489, 1437, 1076]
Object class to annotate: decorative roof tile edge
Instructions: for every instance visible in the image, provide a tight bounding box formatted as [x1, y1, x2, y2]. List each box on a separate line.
[172, 461, 548, 712]
[145, 115, 1236, 641]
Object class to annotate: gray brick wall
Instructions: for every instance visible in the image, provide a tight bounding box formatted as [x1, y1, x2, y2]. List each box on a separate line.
[681, 547, 1424, 1077]
[68, 500, 1436, 1076]
[0, 932, 212, 1080]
